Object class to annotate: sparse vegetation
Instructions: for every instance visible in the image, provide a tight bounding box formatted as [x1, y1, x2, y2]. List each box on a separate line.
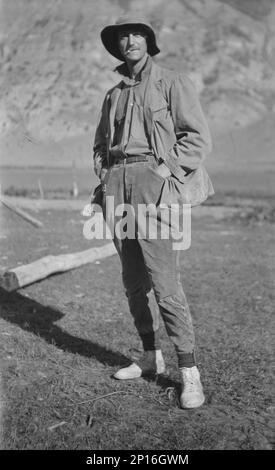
[0, 206, 274, 450]
[0, 0, 274, 451]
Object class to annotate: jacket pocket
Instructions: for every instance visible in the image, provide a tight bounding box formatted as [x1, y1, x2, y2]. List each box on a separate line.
[158, 176, 182, 207]
[179, 166, 215, 207]
[152, 105, 168, 122]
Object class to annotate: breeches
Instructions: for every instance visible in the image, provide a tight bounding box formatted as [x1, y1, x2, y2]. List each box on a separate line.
[102, 159, 196, 367]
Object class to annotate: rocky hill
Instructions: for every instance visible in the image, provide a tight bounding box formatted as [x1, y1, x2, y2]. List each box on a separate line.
[0, 0, 274, 167]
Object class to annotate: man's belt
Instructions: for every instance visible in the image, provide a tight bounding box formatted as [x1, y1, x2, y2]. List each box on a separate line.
[112, 155, 155, 165]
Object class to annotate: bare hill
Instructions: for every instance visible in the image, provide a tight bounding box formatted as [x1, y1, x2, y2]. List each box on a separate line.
[0, 0, 274, 167]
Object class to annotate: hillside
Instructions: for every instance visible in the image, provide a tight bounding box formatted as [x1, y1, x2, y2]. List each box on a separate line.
[0, 0, 275, 167]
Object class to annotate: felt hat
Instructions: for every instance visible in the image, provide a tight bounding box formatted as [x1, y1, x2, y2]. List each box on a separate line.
[101, 16, 160, 61]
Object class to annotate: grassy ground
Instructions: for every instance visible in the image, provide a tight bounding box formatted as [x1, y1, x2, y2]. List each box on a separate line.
[0, 202, 274, 450]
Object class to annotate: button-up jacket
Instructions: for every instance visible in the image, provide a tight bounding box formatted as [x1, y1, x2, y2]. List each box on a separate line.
[93, 60, 214, 205]
[112, 57, 153, 157]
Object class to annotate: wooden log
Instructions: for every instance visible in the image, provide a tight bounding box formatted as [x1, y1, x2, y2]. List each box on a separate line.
[0, 243, 116, 292]
[0, 196, 43, 228]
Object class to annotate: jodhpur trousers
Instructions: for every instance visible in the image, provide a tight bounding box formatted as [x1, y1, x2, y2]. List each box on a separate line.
[103, 158, 196, 368]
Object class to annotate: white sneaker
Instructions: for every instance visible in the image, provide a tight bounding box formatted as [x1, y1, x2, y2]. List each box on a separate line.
[113, 350, 165, 380]
[179, 366, 205, 409]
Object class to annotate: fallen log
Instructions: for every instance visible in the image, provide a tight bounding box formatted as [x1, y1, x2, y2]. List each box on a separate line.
[0, 243, 116, 292]
[0, 196, 43, 228]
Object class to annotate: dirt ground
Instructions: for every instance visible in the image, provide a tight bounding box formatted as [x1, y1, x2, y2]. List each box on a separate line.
[1, 0, 274, 452]
[0, 201, 274, 450]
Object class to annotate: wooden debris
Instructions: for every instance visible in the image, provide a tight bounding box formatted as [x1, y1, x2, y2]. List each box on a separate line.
[38, 179, 44, 199]
[0, 196, 43, 228]
[0, 243, 116, 292]
[48, 421, 67, 431]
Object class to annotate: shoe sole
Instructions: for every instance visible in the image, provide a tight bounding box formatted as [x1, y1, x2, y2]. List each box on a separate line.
[113, 369, 166, 380]
[180, 395, 205, 409]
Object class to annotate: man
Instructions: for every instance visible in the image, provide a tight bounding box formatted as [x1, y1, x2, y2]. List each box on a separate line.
[93, 16, 213, 409]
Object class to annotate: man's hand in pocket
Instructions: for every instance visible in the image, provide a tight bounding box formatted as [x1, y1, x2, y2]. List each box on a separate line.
[100, 167, 108, 183]
[156, 162, 171, 179]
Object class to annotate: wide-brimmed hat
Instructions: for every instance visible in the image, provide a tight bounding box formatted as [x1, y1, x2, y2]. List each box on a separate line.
[101, 16, 160, 61]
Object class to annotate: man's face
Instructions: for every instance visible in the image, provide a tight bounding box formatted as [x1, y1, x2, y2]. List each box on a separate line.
[118, 28, 148, 63]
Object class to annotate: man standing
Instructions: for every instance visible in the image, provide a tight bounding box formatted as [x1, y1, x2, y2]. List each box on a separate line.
[93, 16, 213, 409]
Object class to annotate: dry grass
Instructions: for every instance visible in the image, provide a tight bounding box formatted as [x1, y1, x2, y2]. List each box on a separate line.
[0, 204, 274, 450]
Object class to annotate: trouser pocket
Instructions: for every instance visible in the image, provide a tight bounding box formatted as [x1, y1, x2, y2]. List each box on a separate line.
[102, 167, 113, 186]
[135, 165, 166, 206]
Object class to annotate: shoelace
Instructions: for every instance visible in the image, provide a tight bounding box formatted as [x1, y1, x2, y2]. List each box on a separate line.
[183, 372, 201, 393]
[185, 379, 196, 392]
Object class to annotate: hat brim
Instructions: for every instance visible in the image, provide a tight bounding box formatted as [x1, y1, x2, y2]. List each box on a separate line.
[101, 22, 160, 61]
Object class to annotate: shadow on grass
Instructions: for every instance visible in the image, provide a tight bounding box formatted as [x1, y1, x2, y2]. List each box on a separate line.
[0, 287, 130, 368]
[143, 373, 179, 391]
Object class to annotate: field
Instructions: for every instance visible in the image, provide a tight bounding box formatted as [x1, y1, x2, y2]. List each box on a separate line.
[0, 116, 275, 450]
[0, 112, 274, 451]
[0, 197, 274, 450]
[1, 0, 275, 452]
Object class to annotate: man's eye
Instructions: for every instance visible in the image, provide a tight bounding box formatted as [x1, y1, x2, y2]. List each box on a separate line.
[133, 32, 145, 38]
[119, 32, 145, 39]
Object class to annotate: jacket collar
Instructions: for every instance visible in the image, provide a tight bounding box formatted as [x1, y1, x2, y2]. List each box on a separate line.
[114, 55, 153, 85]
